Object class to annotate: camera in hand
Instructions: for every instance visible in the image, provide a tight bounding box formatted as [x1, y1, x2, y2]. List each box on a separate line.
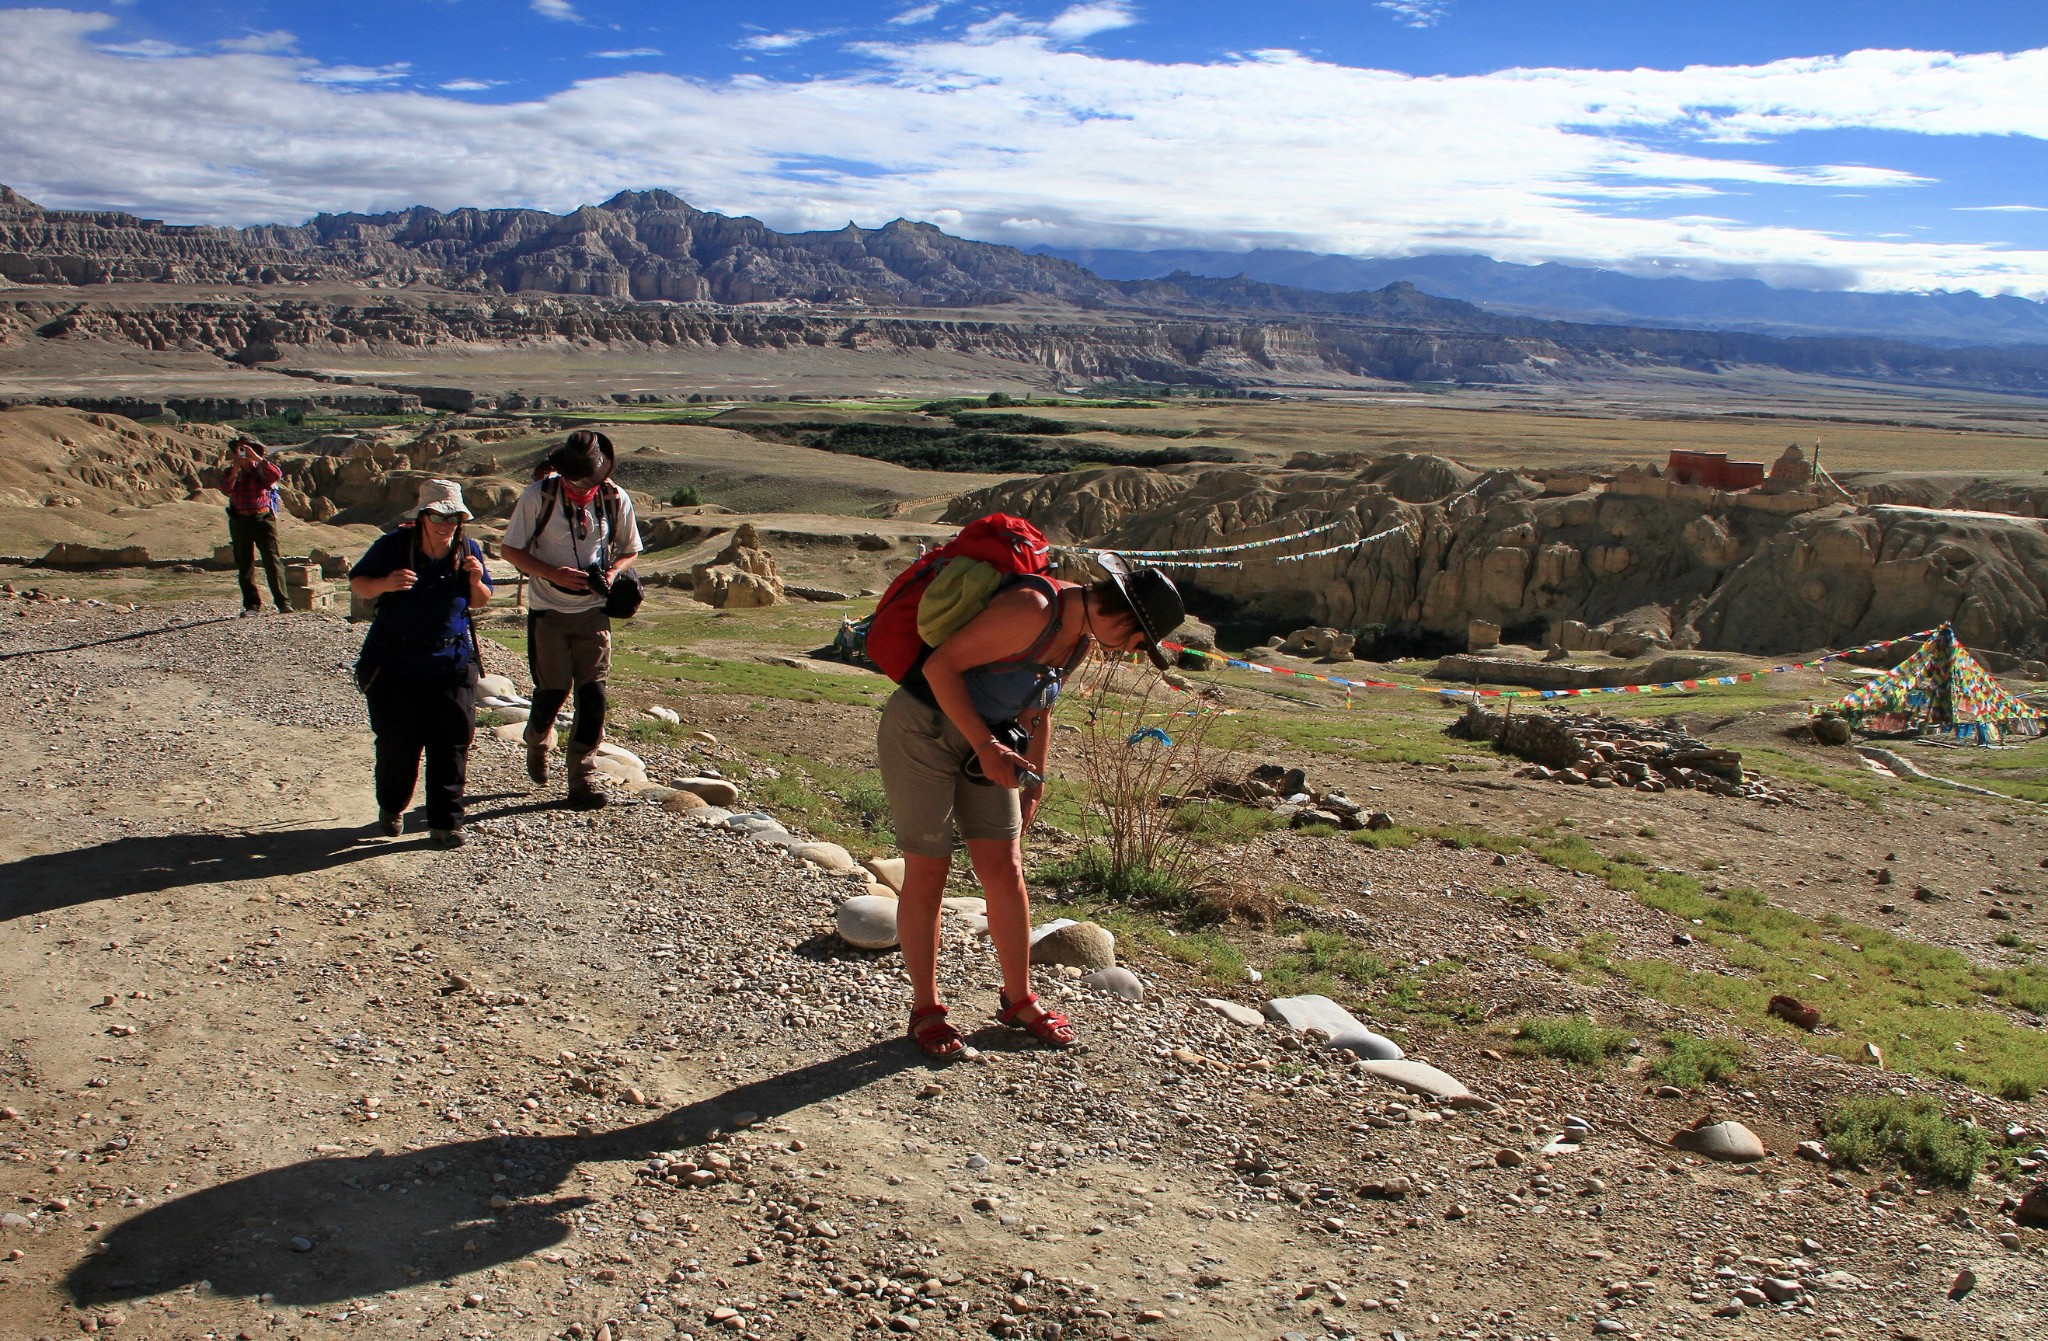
[582, 563, 611, 598]
[964, 720, 1034, 788]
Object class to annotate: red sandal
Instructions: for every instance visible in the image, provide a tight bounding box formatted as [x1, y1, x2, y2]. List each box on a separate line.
[996, 991, 1077, 1048]
[908, 1003, 966, 1060]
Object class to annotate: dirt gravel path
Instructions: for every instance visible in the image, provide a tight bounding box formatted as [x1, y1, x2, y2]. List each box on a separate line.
[1, 597, 2042, 1341]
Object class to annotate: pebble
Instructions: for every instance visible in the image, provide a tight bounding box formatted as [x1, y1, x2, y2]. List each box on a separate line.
[836, 895, 901, 950]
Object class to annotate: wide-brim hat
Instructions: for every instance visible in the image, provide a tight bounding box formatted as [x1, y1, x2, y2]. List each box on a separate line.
[416, 478, 472, 519]
[1099, 553, 1185, 672]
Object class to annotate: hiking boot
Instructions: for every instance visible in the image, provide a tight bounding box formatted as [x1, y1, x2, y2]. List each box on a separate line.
[566, 745, 606, 809]
[429, 827, 466, 848]
[240, 605, 261, 618]
[524, 734, 549, 786]
[377, 811, 403, 837]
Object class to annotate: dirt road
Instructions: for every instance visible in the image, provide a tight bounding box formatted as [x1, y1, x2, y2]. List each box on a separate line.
[1, 597, 2041, 1341]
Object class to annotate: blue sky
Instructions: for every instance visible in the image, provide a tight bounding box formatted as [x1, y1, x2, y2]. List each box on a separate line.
[2, 2, 2046, 296]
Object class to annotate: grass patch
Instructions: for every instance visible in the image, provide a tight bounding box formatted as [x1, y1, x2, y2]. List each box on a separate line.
[1038, 843, 1203, 914]
[1514, 1015, 1633, 1066]
[1649, 1034, 1747, 1090]
[1349, 824, 1421, 850]
[1818, 1095, 1994, 1187]
[738, 758, 896, 856]
[1518, 833, 2048, 1098]
[1261, 927, 1390, 1001]
[1487, 885, 1550, 911]
[1169, 801, 1286, 846]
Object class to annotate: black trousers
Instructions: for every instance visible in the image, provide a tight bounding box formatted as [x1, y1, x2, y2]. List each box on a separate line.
[364, 671, 477, 830]
[227, 510, 289, 610]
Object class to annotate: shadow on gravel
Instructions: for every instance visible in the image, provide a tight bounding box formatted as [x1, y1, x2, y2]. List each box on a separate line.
[0, 824, 428, 919]
[66, 1040, 922, 1308]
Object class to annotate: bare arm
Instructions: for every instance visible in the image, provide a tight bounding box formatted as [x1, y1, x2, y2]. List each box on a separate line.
[921, 584, 1061, 789]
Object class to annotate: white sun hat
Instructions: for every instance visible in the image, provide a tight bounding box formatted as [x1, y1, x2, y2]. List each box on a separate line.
[415, 478, 472, 519]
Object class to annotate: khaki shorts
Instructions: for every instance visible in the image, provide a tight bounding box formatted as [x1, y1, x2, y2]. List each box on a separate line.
[876, 688, 1021, 859]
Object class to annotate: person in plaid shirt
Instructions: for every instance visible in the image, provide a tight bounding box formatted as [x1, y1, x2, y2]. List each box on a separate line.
[220, 437, 289, 614]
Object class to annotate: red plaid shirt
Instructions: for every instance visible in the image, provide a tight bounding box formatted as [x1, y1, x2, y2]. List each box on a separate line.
[222, 458, 282, 513]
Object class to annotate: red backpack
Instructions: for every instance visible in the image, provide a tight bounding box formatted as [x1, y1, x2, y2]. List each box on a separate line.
[865, 514, 1053, 682]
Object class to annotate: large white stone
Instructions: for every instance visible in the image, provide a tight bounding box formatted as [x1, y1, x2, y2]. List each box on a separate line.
[686, 806, 733, 826]
[1263, 995, 1404, 1060]
[1084, 967, 1145, 1001]
[862, 856, 906, 894]
[1029, 922, 1116, 971]
[477, 673, 518, 699]
[1674, 1120, 1767, 1163]
[1360, 1058, 1470, 1102]
[794, 841, 857, 874]
[646, 705, 681, 724]
[674, 776, 740, 807]
[1200, 998, 1266, 1028]
[836, 895, 900, 950]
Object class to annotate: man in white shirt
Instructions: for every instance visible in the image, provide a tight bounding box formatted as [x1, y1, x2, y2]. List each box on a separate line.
[500, 430, 642, 808]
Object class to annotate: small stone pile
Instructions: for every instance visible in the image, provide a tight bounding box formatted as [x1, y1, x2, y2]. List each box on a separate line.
[1180, 764, 1395, 832]
[1451, 702, 1797, 803]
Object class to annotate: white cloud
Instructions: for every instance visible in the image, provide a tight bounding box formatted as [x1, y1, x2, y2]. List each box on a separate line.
[739, 31, 825, 54]
[218, 30, 297, 55]
[1042, 4, 1139, 42]
[890, 4, 945, 25]
[439, 78, 504, 92]
[6, 8, 2047, 298]
[1376, 2, 1451, 28]
[94, 38, 189, 59]
[530, 0, 580, 21]
[304, 63, 411, 86]
[592, 48, 663, 59]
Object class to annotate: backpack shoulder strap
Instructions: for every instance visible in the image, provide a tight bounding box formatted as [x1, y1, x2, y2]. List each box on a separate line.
[994, 574, 1066, 666]
[528, 476, 562, 543]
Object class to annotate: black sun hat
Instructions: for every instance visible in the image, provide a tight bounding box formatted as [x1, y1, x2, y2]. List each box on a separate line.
[1098, 553, 1185, 671]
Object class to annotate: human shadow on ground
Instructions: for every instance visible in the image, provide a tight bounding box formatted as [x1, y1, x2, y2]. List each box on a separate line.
[0, 824, 425, 920]
[66, 1041, 921, 1308]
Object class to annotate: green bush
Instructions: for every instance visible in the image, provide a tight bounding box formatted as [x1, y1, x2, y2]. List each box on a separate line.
[1818, 1095, 1992, 1187]
[1649, 1034, 1746, 1090]
[1514, 1015, 1632, 1066]
[669, 484, 703, 506]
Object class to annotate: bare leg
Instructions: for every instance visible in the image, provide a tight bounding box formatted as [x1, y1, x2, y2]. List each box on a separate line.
[967, 837, 1033, 1005]
[898, 852, 951, 1013]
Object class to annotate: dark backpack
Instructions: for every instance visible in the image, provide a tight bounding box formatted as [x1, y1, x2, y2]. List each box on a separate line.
[865, 514, 1053, 683]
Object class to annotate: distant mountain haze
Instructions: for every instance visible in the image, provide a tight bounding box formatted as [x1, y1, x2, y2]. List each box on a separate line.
[1036, 247, 2048, 350]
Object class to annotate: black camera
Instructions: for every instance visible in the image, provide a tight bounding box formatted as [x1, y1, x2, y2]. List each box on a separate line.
[963, 720, 1033, 787]
[582, 564, 611, 598]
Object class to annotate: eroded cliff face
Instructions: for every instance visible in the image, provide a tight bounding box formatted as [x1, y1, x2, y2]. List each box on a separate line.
[949, 457, 2048, 659]
[0, 291, 1554, 390]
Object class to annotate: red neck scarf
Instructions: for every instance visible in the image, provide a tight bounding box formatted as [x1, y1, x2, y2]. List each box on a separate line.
[562, 478, 601, 507]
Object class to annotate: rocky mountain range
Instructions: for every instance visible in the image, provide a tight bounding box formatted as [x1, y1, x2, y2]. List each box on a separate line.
[7, 183, 2048, 400]
[1039, 244, 2048, 349]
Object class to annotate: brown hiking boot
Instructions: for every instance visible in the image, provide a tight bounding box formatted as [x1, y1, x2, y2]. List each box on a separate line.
[524, 733, 549, 787]
[566, 746, 607, 810]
